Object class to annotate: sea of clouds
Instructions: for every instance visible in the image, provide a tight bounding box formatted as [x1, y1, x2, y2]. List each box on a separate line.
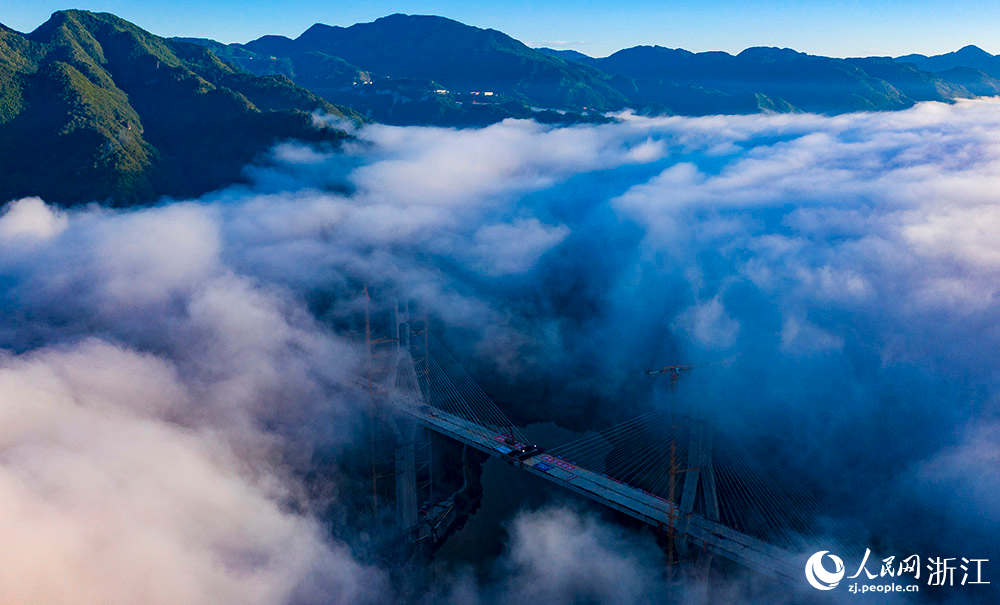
[1, 98, 998, 603]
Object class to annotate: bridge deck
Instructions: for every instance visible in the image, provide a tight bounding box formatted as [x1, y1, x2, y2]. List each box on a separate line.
[392, 397, 801, 583]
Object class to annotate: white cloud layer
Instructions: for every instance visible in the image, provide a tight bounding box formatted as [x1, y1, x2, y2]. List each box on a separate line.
[0, 196, 68, 242]
[496, 507, 667, 604]
[3, 99, 1000, 603]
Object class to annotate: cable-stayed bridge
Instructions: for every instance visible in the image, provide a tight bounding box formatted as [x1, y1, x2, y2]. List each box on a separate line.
[352, 301, 863, 585]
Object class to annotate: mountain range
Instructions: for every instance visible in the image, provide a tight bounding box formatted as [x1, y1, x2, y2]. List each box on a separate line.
[0, 10, 357, 206]
[184, 13, 1000, 123]
[3, 10, 1000, 206]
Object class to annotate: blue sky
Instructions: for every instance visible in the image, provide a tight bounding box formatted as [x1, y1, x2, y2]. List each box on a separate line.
[5, 1, 1000, 57]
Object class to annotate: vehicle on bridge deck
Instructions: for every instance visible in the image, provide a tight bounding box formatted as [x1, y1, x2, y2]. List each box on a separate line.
[505, 444, 544, 462]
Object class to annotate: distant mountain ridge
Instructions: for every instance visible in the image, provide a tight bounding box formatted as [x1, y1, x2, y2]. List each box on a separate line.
[186, 14, 1000, 125]
[183, 14, 633, 126]
[897, 45, 1000, 77]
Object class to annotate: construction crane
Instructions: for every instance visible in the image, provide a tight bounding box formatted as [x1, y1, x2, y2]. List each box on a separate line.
[645, 364, 696, 391]
[646, 355, 739, 390]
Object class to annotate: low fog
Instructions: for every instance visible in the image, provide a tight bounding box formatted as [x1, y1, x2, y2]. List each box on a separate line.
[2, 99, 998, 603]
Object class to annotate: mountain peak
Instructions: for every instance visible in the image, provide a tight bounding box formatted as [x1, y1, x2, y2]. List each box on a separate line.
[34, 9, 134, 34]
[737, 46, 804, 60]
[0, 10, 353, 206]
[606, 45, 696, 60]
[374, 13, 456, 24]
[896, 45, 1000, 78]
[368, 13, 496, 33]
[955, 44, 992, 57]
[297, 22, 338, 38]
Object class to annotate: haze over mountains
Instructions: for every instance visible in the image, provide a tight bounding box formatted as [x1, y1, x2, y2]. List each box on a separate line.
[4, 9, 1000, 205]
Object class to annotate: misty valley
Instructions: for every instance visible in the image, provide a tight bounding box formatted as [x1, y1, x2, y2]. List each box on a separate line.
[0, 8, 998, 605]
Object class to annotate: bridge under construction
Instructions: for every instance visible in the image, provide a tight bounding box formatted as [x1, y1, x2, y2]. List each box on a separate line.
[351, 297, 865, 585]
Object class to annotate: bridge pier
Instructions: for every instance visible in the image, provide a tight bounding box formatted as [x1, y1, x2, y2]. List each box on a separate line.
[383, 303, 458, 542]
[394, 420, 419, 531]
[677, 419, 720, 562]
[679, 419, 720, 520]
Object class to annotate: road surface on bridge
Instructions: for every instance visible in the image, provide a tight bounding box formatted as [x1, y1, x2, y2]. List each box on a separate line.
[391, 395, 802, 583]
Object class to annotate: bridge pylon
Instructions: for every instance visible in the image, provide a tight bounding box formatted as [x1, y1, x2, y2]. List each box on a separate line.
[364, 295, 458, 543]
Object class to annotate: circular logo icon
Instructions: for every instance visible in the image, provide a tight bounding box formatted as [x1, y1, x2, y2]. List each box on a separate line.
[805, 551, 845, 590]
